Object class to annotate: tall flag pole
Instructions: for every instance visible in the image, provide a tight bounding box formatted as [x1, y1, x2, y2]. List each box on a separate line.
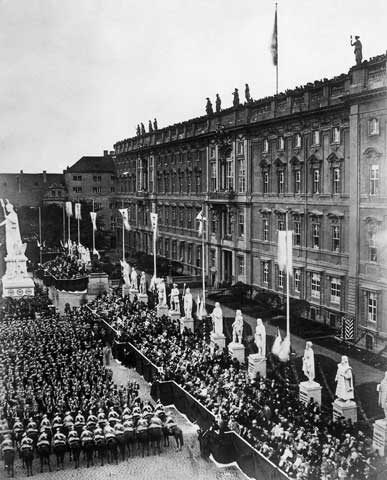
[196, 206, 207, 317]
[150, 212, 158, 282]
[90, 200, 97, 257]
[75, 202, 81, 245]
[271, 3, 278, 94]
[65, 201, 73, 254]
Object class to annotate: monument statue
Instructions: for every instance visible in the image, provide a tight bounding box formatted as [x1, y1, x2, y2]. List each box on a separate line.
[350, 35, 363, 65]
[254, 318, 266, 356]
[335, 355, 354, 402]
[157, 278, 167, 306]
[232, 310, 243, 343]
[206, 98, 213, 116]
[245, 83, 251, 103]
[302, 341, 315, 383]
[139, 271, 147, 295]
[232, 88, 240, 107]
[0, 198, 34, 297]
[169, 283, 180, 312]
[130, 267, 138, 290]
[120, 260, 130, 286]
[0, 199, 23, 256]
[378, 371, 387, 420]
[215, 94, 221, 113]
[211, 302, 223, 335]
[183, 287, 193, 319]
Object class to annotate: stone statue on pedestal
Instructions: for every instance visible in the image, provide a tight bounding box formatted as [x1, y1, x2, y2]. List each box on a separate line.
[232, 88, 240, 107]
[302, 341, 315, 383]
[335, 355, 354, 402]
[378, 371, 387, 421]
[206, 98, 213, 116]
[170, 283, 180, 312]
[0, 199, 23, 257]
[232, 310, 243, 343]
[157, 279, 167, 306]
[139, 271, 147, 294]
[254, 318, 266, 356]
[183, 287, 193, 319]
[211, 302, 223, 334]
[215, 94, 221, 113]
[350, 35, 363, 65]
[120, 260, 131, 286]
[130, 267, 138, 290]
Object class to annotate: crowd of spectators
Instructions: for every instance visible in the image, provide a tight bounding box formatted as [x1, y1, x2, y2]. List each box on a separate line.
[89, 292, 382, 480]
[43, 253, 88, 280]
[0, 285, 52, 321]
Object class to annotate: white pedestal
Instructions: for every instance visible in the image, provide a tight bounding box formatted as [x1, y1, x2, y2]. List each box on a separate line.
[332, 399, 357, 423]
[122, 284, 130, 298]
[2, 276, 35, 298]
[138, 293, 148, 304]
[129, 289, 139, 302]
[299, 381, 322, 406]
[248, 354, 266, 380]
[373, 419, 387, 456]
[211, 332, 226, 351]
[156, 304, 169, 318]
[228, 342, 245, 364]
[180, 317, 194, 333]
[169, 311, 181, 322]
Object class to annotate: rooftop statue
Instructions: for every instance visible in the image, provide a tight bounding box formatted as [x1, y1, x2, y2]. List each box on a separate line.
[215, 94, 221, 113]
[206, 98, 213, 116]
[232, 88, 240, 107]
[350, 35, 363, 65]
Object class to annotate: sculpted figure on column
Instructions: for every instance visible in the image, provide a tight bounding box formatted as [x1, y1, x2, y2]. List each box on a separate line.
[211, 302, 223, 335]
[170, 283, 180, 312]
[232, 310, 244, 343]
[139, 271, 147, 295]
[120, 260, 130, 286]
[130, 267, 138, 290]
[0, 199, 23, 256]
[157, 278, 167, 306]
[254, 318, 266, 356]
[378, 371, 387, 421]
[183, 287, 193, 319]
[335, 355, 354, 402]
[302, 341, 315, 383]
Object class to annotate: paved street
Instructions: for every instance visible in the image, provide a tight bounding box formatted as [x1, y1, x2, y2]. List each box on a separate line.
[5, 360, 245, 480]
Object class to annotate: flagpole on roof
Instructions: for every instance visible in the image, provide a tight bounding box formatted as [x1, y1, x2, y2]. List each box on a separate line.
[121, 200, 125, 263]
[92, 200, 95, 255]
[286, 208, 290, 339]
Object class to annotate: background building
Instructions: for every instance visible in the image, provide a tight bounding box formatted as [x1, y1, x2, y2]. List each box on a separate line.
[113, 54, 386, 349]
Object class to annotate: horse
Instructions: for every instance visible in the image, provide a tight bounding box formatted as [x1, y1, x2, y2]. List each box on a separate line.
[106, 436, 118, 464]
[82, 438, 94, 468]
[2, 447, 16, 478]
[36, 442, 51, 473]
[163, 424, 184, 451]
[115, 430, 126, 461]
[136, 425, 149, 457]
[123, 422, 136, 457]
[20, 445, 34, 477]
[94, 434, 106, 466]
[68, 436, 81, 469]
[53, 439, 66, 470]
[148, 423, 163, 455]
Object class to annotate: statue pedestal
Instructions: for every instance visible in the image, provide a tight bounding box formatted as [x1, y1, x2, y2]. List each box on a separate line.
[138, 293, 148, 304]
[332, 399, 357, 423]
[210, 332, 226, 351]
[180, 317, 194, 333]
[169, 311, 181, 323]
[129, 288, 139, 302]
[373, 419, 387, 456]
[299, 381, 322, 406]
[228, 342, 245, 364]
[156, 304, 169, 318]
[2, 276, 35, 298]
[2, 252, 35, 298]
[122, 284, 130, 298]
[248, 354, 266, 380]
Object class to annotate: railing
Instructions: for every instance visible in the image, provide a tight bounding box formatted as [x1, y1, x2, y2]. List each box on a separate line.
[207, 190, 235, 201]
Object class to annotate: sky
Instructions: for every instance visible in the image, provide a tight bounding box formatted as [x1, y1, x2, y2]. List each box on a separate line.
[0, 0, 386, 173]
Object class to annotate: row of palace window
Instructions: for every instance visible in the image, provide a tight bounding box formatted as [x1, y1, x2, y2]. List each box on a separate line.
[72, 186, 115, 194]
[72, 175, 115, 182]
[261, 216, 341, 252]
[209, 158, 247, 193]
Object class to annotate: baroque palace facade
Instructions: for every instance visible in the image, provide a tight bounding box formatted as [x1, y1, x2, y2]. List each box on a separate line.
[113, 54, 386, 350]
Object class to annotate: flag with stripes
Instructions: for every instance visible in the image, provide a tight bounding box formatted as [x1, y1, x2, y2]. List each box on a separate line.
[341, 316, 355, 340]
[90, 211, 97, 231]
[150, 213, 158, 236]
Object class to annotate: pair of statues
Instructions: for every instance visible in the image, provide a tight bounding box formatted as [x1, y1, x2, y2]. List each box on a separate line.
[169, 283, 180, 312]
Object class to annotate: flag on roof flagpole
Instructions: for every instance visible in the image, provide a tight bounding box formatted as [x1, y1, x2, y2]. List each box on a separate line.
[119, 208, 131, 231]
[271, 3, 279, 94]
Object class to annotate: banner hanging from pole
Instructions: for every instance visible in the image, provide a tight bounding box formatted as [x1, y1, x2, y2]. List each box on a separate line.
[196, 210, 206, 237]
[90, 212, 97, 231]
[150, 213, 158, 236]
[277, 230, 293, 274]
[271, 5, 278, 66]
[65, 201, 73, 217]
[119, 208, 131, 231]
[74, 203, 81, 220]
